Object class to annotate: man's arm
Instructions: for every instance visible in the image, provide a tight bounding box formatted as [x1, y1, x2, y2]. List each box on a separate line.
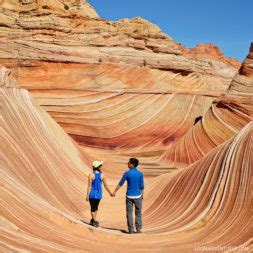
[140, 173, 144, 199]
[102, 174, 113, 196]
[113, 184, 121, 196]
[113, 172, 127, 196]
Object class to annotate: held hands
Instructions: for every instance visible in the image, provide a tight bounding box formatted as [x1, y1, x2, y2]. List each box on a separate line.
[110, 192, 116, 197]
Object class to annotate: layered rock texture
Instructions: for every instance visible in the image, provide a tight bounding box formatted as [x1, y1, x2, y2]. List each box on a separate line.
[228, 43, 253, 96]
[0, 0, 252, 252]
[1, 0, 239, 91]
[178, 42, 241, 69]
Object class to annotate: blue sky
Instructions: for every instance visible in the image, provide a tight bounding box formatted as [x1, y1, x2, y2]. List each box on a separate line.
[89, 0, 252, 61]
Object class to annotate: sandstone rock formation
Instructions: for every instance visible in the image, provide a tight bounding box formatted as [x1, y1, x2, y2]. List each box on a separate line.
[178, 42, 241, 69]
[228, 43, 253, 96]
[0, 0, 252, 252]
[1, 55, 252, 251]
[1, 0, 239, 92]
[0, 1, 243, 175]
[0, 0, 99, 19]
[159, 98, 252, 168]
[0, 1, 243, 172]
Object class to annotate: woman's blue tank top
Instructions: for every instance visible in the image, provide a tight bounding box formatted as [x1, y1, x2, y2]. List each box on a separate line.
[89, 172, 103, 199]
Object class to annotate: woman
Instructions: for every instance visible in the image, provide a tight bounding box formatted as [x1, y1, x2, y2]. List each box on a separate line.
[86, 161, 113, 227]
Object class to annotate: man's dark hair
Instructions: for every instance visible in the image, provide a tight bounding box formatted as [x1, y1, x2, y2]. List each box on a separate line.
[129, 158, 139, 167]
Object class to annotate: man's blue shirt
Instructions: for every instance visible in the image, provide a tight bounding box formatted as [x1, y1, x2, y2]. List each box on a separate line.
[119, 167, 144, 197]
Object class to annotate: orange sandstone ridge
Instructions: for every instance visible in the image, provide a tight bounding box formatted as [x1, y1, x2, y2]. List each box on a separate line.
[178, 42, 241, 69]
[0, 0, 252, 252]
[0, 0, 99, 18]
[228, 43, 253, 96]
[0, 0, 240, 92]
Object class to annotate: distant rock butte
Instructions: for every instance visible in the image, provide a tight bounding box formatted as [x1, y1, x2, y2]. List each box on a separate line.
[178, 42, 241, 69]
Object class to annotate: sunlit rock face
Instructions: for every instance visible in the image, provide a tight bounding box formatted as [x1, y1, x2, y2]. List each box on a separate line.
[0, 0, 242, 171]
[0, 0, 252, 252]
[228, 43, 253, 96]
[0, 0, 238, 90]
[0, 66, 89, 212]
[0, 0, 243, 160]
[0, 0, 99, 18]
[158, 44, 252, 169]
[178, 42, 241, 69]
[0, 62, 252, 252]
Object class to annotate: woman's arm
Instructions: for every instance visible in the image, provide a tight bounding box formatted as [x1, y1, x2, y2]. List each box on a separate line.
[102, 174, 113, 196]
[86, 174, 92, 201]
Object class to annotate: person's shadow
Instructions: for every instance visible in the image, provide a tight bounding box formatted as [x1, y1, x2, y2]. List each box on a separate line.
[79, 219, 127, 233]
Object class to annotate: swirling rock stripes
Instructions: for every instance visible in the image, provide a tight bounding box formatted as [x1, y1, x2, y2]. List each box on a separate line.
[144, 122, 252, 249]
[228, 43, 253, 96]
[31, 90, 213, 154]
[3, 97, 251, 251]
[159, 99, 252, 168]
[1, 77, 89, 218]
[0, 0, 252, 250]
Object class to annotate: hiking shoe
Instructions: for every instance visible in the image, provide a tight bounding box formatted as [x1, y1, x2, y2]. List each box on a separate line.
[128, 230, 134, 234]
[136, 230, 142, 234]
[89, 219, 94, 225]
[93, 221, 99, 227]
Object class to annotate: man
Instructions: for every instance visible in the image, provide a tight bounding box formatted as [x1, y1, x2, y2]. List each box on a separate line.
[113, 158, 144, 234]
